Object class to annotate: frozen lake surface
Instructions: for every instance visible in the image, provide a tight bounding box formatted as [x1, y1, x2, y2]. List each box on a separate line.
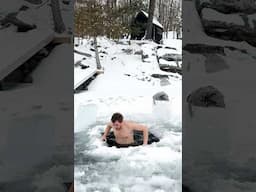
[75, 99, 181, 192]
[74, 37, 182, 192]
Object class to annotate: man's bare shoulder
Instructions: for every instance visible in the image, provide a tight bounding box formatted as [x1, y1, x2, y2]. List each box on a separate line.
[123, 120, 132, 124]
[124, 120, 138, 127]
[124, 120, 147, 131]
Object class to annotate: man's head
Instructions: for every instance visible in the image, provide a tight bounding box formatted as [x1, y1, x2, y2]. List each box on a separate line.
[111, 112, 123, 130]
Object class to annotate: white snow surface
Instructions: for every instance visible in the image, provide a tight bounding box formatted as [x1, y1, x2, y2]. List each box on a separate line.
[183, 1, 256, 192]
[0, 1, 73, 190]
[74, 36, 182, 192]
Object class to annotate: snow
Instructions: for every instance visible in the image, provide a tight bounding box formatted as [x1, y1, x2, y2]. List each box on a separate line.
[247, 13, 256, 29]
[162, 37, 182, 53]
[183, 1, 256, 56]
[0, 43, 73, 188]
[183, 1, 256, 192]
[157, 47, 180, 57]
[157, 45, 181, 68]
[0, 0, 58, 81]
[0, 1, 26, 14]
[74, 59, 97, 89]
[0, 1, 73, 190]
[0, 29, 54, 80]
[202, 8, 244, 26]
[74, 36, 181, 192]
[163, 31, 182, 40]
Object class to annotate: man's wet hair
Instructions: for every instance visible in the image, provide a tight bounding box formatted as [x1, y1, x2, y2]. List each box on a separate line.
[111, 113, 123, 123]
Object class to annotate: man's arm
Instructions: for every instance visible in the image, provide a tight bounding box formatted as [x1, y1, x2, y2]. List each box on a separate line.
[130, 122, 149, 145]
[102, 123, 112, 141]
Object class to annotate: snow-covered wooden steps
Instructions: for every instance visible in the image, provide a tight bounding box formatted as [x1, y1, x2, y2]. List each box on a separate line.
[0, 29, 54, 81]
[74, 66, 97, 90]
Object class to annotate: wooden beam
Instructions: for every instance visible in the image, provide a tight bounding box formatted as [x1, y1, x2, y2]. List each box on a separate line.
[53, 34, 73, 44]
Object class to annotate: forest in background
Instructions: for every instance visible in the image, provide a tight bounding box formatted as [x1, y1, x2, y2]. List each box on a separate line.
[74, 0, 182, 40]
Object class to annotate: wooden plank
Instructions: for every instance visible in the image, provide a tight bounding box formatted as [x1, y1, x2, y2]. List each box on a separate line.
[96, 69, 104, 74]
[0, 29, 54, 81]
[74, 67, 97, 90]
[53, 34, 72, 44]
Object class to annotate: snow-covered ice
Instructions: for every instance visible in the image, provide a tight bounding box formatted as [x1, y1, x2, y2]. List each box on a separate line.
[74, 36, 182, 192]
[0, 1, 74, 190]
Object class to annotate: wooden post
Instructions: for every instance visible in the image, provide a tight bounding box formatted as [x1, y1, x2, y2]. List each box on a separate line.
[94, 37, 102, 70]
[51, 0, 66, 33]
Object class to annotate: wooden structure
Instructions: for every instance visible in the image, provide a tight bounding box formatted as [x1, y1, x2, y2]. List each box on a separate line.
[0, 0, 72, 89]
[131, 10, 163, 44]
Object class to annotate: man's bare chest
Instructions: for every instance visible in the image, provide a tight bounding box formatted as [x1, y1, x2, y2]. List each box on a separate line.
[113, 127, 132, 138]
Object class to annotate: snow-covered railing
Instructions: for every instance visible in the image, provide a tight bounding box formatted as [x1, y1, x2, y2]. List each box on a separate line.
[74, 66, 97, 90]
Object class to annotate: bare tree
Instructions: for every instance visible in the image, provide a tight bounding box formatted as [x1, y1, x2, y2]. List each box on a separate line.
[155, 0, 182, 39]
[74, 0, 128, 69]
[74, 1, 105, 69]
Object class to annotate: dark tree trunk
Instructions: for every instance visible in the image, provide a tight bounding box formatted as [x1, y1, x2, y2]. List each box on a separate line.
[145, 0, 156, 40]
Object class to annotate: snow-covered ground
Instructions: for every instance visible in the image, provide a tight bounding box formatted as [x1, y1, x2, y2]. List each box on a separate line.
[183, 1, 256, 191]
[0, 1, 73, 191]
[0, 43, 74, 191]
[0, 0, 73, 81]
[74, 37, 182, 191]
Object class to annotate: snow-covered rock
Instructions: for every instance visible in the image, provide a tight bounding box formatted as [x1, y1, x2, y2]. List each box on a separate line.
[196, 0, 256, 14]
[201, 8, 256, 46]
[193, 0, 256, 46]
[24, 0, 43, 5]
[187, 85, 225, 108]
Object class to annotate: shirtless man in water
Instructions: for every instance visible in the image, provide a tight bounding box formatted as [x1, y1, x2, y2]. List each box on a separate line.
[101, 113, 149, 145]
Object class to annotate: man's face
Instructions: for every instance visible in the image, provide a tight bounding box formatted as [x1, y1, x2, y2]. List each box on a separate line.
[113, 121, 122, 130]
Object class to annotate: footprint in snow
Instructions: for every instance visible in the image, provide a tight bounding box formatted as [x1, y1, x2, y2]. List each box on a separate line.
[98, 98, 104, 101]
[32, 105, 42, 110]
[11, 112, 19, 117]
[60, 107, 70, 111]
[1, 107, 7, 112]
